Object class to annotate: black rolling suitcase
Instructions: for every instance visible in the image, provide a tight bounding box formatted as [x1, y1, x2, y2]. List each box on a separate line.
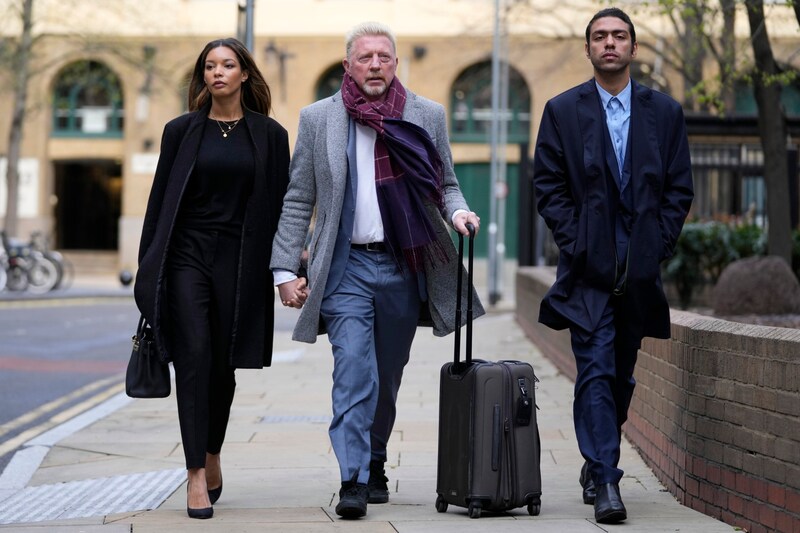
[435, 225, 542, 519]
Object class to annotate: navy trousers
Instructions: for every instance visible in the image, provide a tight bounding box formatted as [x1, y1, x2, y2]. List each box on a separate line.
[570, 296, 641, 485]
[320, 247, 421, 484]
[167, 228, 238, 469]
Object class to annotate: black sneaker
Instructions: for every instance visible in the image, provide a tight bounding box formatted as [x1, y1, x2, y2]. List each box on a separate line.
[367, 460, 389, 504]
[335, 480, 368, 518]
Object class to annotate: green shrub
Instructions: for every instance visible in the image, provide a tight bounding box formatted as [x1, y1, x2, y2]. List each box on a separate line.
[663, 220, 766, 309]
[664, 222, 707, 309]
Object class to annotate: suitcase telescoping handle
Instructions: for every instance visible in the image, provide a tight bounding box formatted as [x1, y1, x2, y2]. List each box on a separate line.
[454, 222, 475, 365]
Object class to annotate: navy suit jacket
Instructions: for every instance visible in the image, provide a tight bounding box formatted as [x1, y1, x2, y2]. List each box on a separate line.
[532, 79, 693, 340]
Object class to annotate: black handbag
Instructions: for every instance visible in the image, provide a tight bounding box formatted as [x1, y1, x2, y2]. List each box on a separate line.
[126, 315, 171, 398]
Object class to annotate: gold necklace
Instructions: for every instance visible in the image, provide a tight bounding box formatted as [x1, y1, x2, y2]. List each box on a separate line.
[209, 113, 242, 138]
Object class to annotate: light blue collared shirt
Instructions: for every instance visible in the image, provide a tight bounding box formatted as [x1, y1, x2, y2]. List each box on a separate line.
[596, 80, 632, 179]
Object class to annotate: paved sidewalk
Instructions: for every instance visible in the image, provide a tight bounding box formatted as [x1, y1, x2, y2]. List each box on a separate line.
[0, 275, 736, 532]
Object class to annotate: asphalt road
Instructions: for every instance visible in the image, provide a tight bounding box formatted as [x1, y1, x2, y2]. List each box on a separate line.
[0, 296, 302, 473]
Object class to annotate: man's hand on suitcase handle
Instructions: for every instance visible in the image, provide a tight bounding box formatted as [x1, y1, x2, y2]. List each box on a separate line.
[454, 211, 480, 236]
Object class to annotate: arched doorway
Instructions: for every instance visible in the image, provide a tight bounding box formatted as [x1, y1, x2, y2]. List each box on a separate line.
[51, 60, 124, 250]
[449, 61, 532, 258]
[316, 63, 345, 101]
[53, 160, 122, 250]
[450, 61, 531, 144]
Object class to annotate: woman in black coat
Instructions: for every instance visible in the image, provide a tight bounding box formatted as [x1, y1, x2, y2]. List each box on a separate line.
[133, 38, 290, 519]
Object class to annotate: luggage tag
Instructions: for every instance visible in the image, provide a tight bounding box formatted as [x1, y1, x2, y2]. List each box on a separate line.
[515, 377, 533, 427]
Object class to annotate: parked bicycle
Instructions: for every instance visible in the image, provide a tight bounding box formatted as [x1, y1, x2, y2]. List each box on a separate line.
[0, 231, 69, 293]
[30, 231, 73, 290]
[0, 247, 8, 292]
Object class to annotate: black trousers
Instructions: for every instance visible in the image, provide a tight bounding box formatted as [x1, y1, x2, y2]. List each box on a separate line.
[167, 227, 239, 469]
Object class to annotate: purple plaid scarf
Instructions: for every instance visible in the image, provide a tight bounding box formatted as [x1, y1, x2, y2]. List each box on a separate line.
[341, 73, 447, 272]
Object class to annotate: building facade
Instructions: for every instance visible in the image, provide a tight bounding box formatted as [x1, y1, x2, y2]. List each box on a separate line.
[0, 0, 797, 269]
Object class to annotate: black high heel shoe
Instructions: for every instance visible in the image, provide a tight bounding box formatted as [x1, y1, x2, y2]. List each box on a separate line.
[187, 476, 214, 519]
[187, 505, 213, 519]
[208, 482, 223, 505]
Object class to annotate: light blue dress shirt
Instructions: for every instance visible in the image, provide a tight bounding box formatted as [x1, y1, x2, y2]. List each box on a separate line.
[596, 80, 632, 180]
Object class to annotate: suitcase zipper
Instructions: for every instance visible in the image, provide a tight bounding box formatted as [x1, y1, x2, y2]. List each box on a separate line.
[501, 364, 515, 507]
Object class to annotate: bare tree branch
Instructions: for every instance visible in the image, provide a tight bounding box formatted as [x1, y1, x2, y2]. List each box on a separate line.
[4, 0, 33, 237]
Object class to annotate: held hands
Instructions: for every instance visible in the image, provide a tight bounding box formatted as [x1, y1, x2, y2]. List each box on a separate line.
[453, 211, 481, 236]
[278, 277, 309, 309]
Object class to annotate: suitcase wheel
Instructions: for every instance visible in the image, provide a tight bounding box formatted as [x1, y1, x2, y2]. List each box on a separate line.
[527, 501, 541, 516]
[435, 494, 448, 513]
[468, 501, 481, 519]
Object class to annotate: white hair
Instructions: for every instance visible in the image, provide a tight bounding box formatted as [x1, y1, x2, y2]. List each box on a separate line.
[345, 21, 397, 60]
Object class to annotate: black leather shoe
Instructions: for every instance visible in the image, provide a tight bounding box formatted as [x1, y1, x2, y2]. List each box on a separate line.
[335, 480, 368, 518]
[580, 461, 596, 505]
[187, 506, 213, 519]
[208, 482, 222, 505]
[367, 460, 389, 504]
[594, 483, 627, 524]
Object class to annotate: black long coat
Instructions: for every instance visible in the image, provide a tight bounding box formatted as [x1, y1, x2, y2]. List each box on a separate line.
[532, 79, 694, 340]
[134, 104, 290, 368]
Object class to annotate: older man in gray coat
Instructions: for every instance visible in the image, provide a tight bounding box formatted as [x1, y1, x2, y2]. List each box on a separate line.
[271, 21, 483, 519]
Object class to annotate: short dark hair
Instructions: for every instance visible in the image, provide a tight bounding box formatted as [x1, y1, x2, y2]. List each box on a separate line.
[188, 37, 272, 115]
[585, 7, 636, 44]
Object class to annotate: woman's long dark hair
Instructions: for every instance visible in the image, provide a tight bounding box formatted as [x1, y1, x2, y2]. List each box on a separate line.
[187, 37, 272, 115]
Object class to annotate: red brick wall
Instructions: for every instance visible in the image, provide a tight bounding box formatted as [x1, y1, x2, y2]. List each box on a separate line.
[516, 267, 800, 533]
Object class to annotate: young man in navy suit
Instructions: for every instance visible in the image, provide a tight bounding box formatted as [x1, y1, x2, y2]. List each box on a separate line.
[532, 7, 693, 524]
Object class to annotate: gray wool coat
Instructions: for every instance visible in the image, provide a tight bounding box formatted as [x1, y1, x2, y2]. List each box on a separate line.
[271, 89, 485, 344]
